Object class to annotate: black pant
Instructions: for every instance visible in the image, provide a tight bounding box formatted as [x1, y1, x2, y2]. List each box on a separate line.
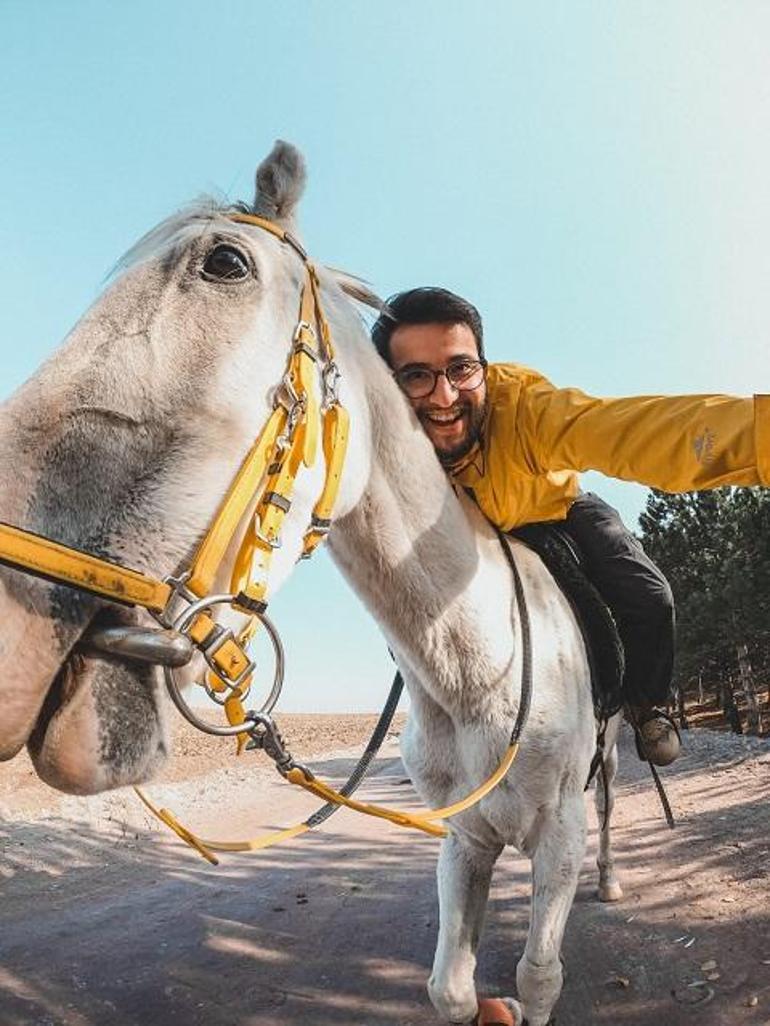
[559, 493, 675, 707]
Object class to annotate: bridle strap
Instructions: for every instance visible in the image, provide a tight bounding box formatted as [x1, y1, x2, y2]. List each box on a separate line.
[0, 521, 172, 612]
[0, 209, 530, 862]
[0, 212, 347, 701]
[186, 406, 286, 598]
[137, 533, 533, 862]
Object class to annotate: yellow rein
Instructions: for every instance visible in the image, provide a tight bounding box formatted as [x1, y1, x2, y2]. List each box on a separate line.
[0, 210, 522, 863]
[135, 743, 520, 865]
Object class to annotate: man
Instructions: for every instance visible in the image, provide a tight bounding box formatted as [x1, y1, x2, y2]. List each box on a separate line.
[371, 287, 769, 766]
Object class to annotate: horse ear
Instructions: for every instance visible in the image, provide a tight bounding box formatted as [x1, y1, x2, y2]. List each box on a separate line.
[253, 141, 307, 224]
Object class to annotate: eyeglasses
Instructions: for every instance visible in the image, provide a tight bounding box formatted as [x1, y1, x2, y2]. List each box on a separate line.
[393, 358, 487, 399]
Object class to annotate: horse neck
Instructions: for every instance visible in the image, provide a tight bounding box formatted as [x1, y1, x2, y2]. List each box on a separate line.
[329, 345, 517, 716]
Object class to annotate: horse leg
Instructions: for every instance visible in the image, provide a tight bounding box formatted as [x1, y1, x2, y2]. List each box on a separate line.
[595, 741, 623, 902]
[428, 831, 508, 1024]
[516, 794, 587, 1026]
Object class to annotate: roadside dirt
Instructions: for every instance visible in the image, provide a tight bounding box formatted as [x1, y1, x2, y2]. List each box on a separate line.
[0, 716, 768, 1025]
[0, 714, 408, 819]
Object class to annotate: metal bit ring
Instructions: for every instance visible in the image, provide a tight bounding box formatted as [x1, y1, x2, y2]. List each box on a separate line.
[163, 594, 285, 737]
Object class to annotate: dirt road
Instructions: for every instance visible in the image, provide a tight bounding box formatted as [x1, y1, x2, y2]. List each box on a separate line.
[1, 720, 768, 1025]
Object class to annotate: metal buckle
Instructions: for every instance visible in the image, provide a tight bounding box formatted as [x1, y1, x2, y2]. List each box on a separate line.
[299, 517, 331, 560]
[245, 713, 292, 772]
[274, 373, 300, 410]
[169, 594, 255, 690]
[262, 491, 291, 513]
[245, 713, 311, 779]
[273, 386, 306, 451]
[293, 340, 318, 361]
[154, 571, 197, 628]
[292, 320, 317, 344]
[254, 527, 282, 550]
[321, 360, 341, 407]
[201, 624, 255, 692]
[299, 523, 330, 561]
[162, 594, 286, 738]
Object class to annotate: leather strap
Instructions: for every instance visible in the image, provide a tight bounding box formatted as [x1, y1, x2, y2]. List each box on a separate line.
[0, 521, 172, 612]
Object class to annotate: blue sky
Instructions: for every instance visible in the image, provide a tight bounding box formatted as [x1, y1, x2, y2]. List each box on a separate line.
[2, 3, 768, 710]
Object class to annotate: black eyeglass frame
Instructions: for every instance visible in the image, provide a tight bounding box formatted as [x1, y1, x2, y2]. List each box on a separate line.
[392, 357, 488, 399]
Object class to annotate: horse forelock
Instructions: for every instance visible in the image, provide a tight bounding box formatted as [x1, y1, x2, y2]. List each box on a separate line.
[112, 196, 385, 315]
[109, 196, 257, 280]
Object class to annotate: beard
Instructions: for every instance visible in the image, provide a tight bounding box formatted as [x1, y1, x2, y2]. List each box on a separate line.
[418, 394, 488, 467]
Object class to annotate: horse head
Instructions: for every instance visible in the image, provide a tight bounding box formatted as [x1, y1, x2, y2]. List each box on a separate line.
[0, 141, 377, 794]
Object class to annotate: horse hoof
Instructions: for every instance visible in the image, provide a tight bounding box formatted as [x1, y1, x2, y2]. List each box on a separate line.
[598, 881, 623, 902]
[474, 997, 521, 1025]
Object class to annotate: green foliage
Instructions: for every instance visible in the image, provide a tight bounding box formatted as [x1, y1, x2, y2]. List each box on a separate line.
[638, 487, 770, 690]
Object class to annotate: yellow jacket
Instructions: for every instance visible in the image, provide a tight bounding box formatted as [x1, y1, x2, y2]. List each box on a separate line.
[451, 363, 770, 531]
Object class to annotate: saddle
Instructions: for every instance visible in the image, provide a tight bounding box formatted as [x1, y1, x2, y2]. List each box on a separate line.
[509, 523, 625, 723]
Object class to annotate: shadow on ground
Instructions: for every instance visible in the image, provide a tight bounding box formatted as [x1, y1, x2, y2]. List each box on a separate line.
[1, 735, 768, 1026]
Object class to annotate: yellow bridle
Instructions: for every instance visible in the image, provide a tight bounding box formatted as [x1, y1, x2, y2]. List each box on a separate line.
[0, 212, 348, 729]
[0, 212, 522, 864]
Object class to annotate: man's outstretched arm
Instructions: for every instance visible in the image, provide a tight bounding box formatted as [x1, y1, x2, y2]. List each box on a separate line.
[517, 384, 770, 492]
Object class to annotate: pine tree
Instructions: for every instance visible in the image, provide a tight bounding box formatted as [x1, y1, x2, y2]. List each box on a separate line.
[639, 487, 770, 733]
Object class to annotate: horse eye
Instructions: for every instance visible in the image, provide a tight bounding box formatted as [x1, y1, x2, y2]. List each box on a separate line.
[201, 245, 250, 281]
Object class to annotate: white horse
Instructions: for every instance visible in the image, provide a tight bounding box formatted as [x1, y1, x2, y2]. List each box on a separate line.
[0, 142, 622, 1026]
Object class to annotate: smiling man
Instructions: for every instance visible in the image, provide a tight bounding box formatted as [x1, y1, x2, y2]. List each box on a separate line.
[386, 318, 488, 465]
[371, 287, 770, 767]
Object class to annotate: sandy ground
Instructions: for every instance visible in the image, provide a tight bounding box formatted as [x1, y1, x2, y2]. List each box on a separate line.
[0, 714, 408, 818]
[0, 715, 768, 1025]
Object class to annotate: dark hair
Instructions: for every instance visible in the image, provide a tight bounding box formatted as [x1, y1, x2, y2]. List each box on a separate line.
[371, 287, 484, 366]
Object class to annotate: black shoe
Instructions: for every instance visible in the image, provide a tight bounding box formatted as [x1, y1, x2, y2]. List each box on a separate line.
[630, 708, 681, 767]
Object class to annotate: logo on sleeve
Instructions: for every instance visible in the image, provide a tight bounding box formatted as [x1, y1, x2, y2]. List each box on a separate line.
[693, 428, 716, 465]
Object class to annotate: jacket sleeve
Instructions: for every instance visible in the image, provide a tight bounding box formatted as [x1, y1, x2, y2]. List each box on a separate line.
[516, 383, 770, 491]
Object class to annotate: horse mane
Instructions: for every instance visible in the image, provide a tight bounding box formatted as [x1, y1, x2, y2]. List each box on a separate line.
[327, 267, 386, 314]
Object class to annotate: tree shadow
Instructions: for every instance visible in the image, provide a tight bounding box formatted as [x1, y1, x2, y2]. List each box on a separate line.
[1, 735, 767, 1026]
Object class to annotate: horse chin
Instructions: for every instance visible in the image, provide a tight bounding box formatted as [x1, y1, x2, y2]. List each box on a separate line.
[27, 650, 170, 795]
